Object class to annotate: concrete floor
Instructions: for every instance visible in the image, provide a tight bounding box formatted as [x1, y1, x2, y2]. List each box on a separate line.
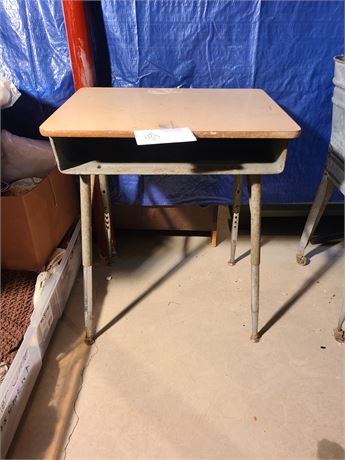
[8, 228, 345, 460]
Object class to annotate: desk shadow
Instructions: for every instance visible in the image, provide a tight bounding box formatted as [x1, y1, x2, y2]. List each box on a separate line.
[317, 439, 345, 459]
[305, 241, 344, 262]
[191, 163, 244, 173]
[258, 250, 342, 339]
[96, 233, 275, 342]
[230, 237, 270, 265]
[95, 236, 209, 339]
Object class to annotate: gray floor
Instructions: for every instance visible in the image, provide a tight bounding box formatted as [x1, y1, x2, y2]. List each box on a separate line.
[8, 229, 345, 460]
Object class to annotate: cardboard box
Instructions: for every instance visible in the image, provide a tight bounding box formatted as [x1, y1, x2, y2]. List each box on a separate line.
[1, 168, 78, 271]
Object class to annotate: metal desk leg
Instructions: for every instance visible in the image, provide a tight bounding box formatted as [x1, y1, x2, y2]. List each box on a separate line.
[229, 176, 243, 265]
[334, 297, 345, 343]
[248, 175, 261, 342]
[99, 174, 114, 264]
[80, 175, 94, 345]
[296, 171, 335, 265]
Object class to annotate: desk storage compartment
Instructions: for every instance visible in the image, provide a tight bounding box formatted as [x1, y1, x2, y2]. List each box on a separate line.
[1, 168, 78, 272]
[52, 138, 288, 175]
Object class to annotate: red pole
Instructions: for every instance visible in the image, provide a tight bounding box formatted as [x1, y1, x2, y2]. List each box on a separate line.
[61, 0, 116, 256]
[61, 0, 96, 90]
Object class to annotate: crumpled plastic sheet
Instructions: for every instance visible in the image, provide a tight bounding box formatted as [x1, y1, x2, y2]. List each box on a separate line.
[1, 0, 343, 204]
[0, 0, 73, 107]
[0, 77, 21, 108]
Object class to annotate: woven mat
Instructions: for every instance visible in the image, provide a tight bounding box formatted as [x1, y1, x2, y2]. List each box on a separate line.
[0, 270, 36, 365]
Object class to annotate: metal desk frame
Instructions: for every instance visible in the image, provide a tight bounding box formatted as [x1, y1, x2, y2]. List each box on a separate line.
[50, 143, 287, 344]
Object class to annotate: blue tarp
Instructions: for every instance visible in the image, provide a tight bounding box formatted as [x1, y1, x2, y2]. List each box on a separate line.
[1, 0, 343, 204]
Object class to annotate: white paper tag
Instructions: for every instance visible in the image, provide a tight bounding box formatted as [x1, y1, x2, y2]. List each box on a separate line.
[134, 127, 197, 145]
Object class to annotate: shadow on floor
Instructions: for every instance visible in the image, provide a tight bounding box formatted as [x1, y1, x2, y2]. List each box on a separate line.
[317, 439, 345, 459]
[305, 240, 344, 262]
[95, 236, 209, 339]
[258, 245, 343, 339]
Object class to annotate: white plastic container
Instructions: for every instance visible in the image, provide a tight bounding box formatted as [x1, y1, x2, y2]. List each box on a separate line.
[0, 221, 81, 457]
[0, 327, 41, 459]
[30, 221, 81, 357]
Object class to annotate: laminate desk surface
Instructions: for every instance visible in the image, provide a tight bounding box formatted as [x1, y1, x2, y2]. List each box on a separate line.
[40, 88, 300, 140]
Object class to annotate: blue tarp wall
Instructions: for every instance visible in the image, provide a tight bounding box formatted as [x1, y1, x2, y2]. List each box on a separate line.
[1, 0, 344, 205]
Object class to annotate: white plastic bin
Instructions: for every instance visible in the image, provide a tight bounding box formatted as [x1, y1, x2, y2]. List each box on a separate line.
[0, 221, 81, 457]
[0, 327, 42, 458]
[30, 221, 81, 357]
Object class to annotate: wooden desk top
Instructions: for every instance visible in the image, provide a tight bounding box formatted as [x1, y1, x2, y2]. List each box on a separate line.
[40, 88, 300, 139]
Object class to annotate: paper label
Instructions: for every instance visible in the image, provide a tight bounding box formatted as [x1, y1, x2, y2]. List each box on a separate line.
[134, 127, 196, 146]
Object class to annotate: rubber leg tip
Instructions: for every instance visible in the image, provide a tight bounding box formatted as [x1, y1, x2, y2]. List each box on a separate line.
[296, 254, 309, 266]
[250, 334, 260, 343]
[85, 336, 95, 346]
[334, 328, 345, 343]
